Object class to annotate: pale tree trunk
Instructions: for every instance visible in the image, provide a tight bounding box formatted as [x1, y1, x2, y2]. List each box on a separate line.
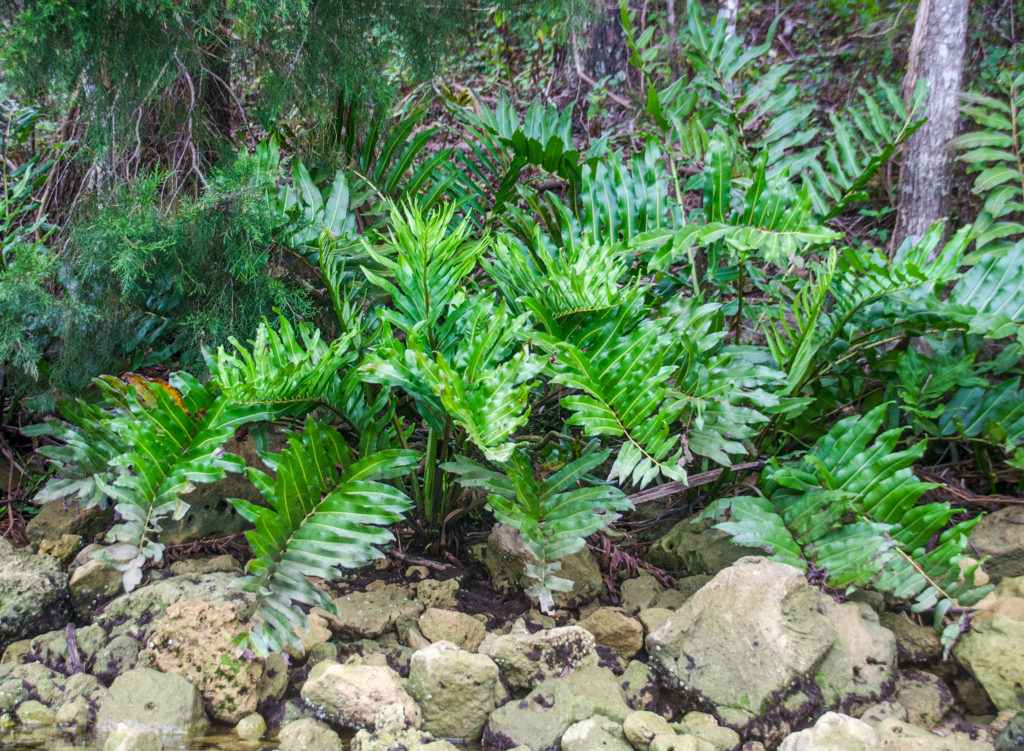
[578, 0, 628, 82]
[718, 0, 740, 39]
[893, 0, 969, 250]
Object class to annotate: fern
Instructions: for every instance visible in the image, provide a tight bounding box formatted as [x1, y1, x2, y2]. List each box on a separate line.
[706, 406, 989, 624]
[232, 417, 418, 655]
[445, 448, 631, 612]
[953, 69, 1024, 257]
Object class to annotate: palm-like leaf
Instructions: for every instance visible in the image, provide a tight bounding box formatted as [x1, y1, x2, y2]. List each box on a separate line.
[232, 418, 417, 654]
[446, 448, 631, 611]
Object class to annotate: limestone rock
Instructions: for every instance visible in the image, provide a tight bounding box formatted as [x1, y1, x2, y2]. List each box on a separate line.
[301, 661, 420, 730]
[646, 557, 895, 745]
[0, 542, 70, 652]
[579, 608, 644, 660]
[95, 668, 208, 737]
[893, 670, 954, 729]
[624, 710, 676, 749]
[954, 614, 1024, 712]
[620, 574, 665, 614]
[329, 584, 422, 640]
[969, 506, 1024, 583]
[860, 701, 911, 728]
[483, 666, 632, 751]
[277, 718, 344, 751]
[650, 734, 716, 751]
[103, 722, 163, 751]
[141, 600, 261, 724]
[480, 625, 598, 692]
[26, 499, 112, 547]
[875, 718, 993, 750]
[996, 711, 1024, 751]
[638, 608, 673, 637]
[90, 635, 140, 685]
[28, 624, 106, 676]
[15, 699, 56, 725]
[879, 612, 943, 665]
[562, 716, 632, 751]
[408, 641, 507, 740]
[620, 660, 660, 711]
[234, 712, 266, 740]
[778, 711, 881, 750]
[417, 608, 486, 651]
[55, 694, 93, 733]
[675, 712, 741, 751]
[0, 661, 66, 707]
[68, 559, 124, 620]
[416, 578, 460, 611]
[484, 523, 603, 607]
[646, 517, 762, 576]
[169, 555, 242, 576]
[94, 572, 251, 643]
[37, 533, 83, 567]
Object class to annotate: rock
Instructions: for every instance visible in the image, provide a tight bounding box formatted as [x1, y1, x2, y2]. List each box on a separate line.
[141, 600, 262, 724]
[94, 572, 251, 643]
[675, 712, 741, 751]
[620, 660, 660, 711]
[817, 600, 898, 710]
[893, 670, 954, 729]
[301, 661, 420, 730]
[169, 555, 242, 576]
[15, 699, 56, 725]
[329, 584, 422, 640]
[996, 711, 1024, 750]
[350, 703, 459, 751]
[234, 712, 266, 740]
[579, 608, 644, 660]
[874, 718, 993, 750]
[0, 542, 70, 652]
[860, 701, 911, 728]
[646, 557, 895, 745]
[286, 610, 332, 661]
[879, 612, 943, 665]
[624, 710, 676, 749]
[954, 614, 1024, 712]
[1, 639, 31, 665]
[416, 578, 460, 611]
[646, 517, 763, 576]
[91, 635, 140, 685]
[38, 534, 84, 567]
[408, 641, 507, 740]
[28, 624, 106, 675]
[257, 652, 288, 704]
[778, 711, 881, 750]
[484, 523, 603, 607]
[55, 694, 93, 732]
[63, 671, 108, 707]
[95, 667, 209, 737]
[479, 625, 598, 692]
[417, 608, 486, 651]
[562, 716, 632, 751]
[674, 576, 713, 604]
[308, 641, 339, 665]
[26, 499, 112, 546]
[638, 608, 674, 637]
[277, 718, 344, 751]
[0, 661, 66, 706]
[483, 666, 632, 751]
[620, 574, 665, 614]
[970, 506, 1024, 583]
[650, 735, 716, 751]
[103, 722, 163, 751]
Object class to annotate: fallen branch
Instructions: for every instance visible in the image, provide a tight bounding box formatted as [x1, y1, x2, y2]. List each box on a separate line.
[628, 460, 767, 505]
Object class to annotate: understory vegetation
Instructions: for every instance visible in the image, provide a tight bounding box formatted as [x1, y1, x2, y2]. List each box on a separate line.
[4, 1, 1023, 656]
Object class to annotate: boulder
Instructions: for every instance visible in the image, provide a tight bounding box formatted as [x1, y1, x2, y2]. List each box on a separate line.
[646, 517, 762, 576]
[562, 716, 632, 751]
[483, 666, 633, 751]
[620, 660, 660, 711]
[624, 710, 676, 749]
[969, 506, 1024, 583]
[55, 694, 93, 733]
[408, 641, 507, 740]
[674, 712, 741, 751]
[91, 635, 141, 685]
[646, 557, 895, 745]
[650, 736, 716, 751]
[95, 668, 209, 737]
[168, 555, 242, 576]
[620, 573, 665, 614]
[778, 711, 881, 750]
[141, 600, 262, 724]
[893, 670, 954, 729]
[954, 614, 1024, 712]
[103, 722, 163, 751]
[417, 608, 486, 651]
[416, 578, 460, 611]
[351, 703, 460, 751]
[879, 612, 943, 665]
[874, 718, 993, 750]
[26, 499, 112, 547]
[579, 608, 644, 660]
[277, 718, 344, 751]
[234, 712, 266, 740]
[0, 540, 70, 651]
[37, 533, 84, 567]
[94, 572, 251, 643]
[15, 699, 56, 725]
[328, 584, 422, 640]
[0, 660, 66, 707]
[28, 624, 106, 675]
[996, 711, 1024, 751]
[484, 523, 603, 607]
[479, 625, 598, 692]
[301, 661, 420, 730]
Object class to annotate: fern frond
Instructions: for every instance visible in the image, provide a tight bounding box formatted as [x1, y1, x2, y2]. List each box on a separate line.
[446, 448, 631, 612]
[233, 417, 417, 654]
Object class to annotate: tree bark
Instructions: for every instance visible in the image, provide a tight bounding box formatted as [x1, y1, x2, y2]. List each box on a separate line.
[718, 0, 740, 39]
[892, 0, 969, 250]
[579, 0, 628, 83]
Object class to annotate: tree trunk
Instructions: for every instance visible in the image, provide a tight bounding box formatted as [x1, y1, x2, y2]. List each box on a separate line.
[892, 0, 969, 250]
[579, 0, 628, 83]
[718, 0, 740, 39]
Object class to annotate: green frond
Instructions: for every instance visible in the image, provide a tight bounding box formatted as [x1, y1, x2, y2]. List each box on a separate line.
[234, 417, 417, 655]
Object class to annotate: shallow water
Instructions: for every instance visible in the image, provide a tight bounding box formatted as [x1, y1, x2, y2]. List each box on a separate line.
[0, 727, 280, 750]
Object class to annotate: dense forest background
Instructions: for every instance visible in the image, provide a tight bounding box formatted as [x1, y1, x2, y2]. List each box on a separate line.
[1, 0, 1023, 652]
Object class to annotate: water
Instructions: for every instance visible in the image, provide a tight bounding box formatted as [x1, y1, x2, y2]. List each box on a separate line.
[0, 727, 281, 750]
